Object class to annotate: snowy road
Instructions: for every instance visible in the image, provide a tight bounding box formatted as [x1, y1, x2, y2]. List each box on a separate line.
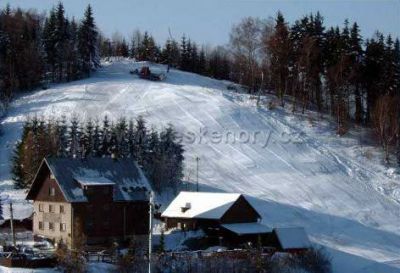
[1, 60, 400, 272]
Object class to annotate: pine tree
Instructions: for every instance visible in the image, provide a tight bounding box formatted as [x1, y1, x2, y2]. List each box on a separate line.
[78, 4, 99, 76]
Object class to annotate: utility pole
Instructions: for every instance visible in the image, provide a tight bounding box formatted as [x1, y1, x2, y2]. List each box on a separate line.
[196, 157, 200, 192]
[9, 202, 16, 247]
[148, 191, 154, 273]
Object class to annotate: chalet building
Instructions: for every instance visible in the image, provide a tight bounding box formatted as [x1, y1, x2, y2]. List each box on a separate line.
[161, 191, 271, 244]
[161, 192, 312, 251]
[26, 157, 151, 249]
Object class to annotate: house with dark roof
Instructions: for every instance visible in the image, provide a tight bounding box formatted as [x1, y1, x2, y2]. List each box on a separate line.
[26, 157, 151, 249]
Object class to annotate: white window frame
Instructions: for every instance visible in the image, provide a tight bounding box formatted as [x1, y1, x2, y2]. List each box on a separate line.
[49, 187, 55, 196]
[60, 223, 66, 232]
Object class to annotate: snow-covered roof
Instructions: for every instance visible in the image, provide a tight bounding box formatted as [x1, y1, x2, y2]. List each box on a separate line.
[221, 223, 272, 235]
[274, 227, 311, 250]
[74, 176, 116, 186]
[162, 191, 246, 219]
[27, 157, 151, 202]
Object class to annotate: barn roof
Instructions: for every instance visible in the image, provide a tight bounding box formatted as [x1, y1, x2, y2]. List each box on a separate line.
[221, 223, 272, 235]
[26, 157, 150, 202]
[161, 191, 258, 220]
[274, 227, 311, 250]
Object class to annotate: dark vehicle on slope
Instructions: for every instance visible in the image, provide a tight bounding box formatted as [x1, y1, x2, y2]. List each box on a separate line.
[130, 66, 166, 81]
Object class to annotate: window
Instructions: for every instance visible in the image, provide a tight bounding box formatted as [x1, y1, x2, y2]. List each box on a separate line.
[49, 187, 55, 196]
[39, 221, 44, 230]
[60, 205, 65, 214]
[60, 223, 66, 232]
[85, 220, 93, 232]
[49, 204, 54, 213]
[103, 187, 109, 194]
[39, 203, 44, 212]
[49, 222, 54, 231]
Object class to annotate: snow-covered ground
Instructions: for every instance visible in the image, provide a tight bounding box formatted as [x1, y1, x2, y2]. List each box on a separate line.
[1, 59, 400, 273]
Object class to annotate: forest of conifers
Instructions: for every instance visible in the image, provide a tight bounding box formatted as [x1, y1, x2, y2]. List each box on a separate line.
[0, 3, 399, 165]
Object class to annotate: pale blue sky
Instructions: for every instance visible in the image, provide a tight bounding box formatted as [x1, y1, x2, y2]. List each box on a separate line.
[4, 0, 400, 45]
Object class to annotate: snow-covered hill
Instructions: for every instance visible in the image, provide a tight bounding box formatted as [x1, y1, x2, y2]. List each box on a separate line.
[1, 60, 400, 273]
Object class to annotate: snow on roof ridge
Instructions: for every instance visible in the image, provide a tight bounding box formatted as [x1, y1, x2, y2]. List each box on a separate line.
[74, 176, 116, 186]
[221, 222, 272, 235]
[162, 191, 244, 219]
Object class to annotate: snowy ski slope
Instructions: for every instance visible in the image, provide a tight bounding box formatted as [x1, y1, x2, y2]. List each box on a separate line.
[1, 60, 400, 272]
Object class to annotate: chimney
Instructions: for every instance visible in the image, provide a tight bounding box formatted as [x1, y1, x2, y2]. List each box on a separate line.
[181, 202, 191, 213]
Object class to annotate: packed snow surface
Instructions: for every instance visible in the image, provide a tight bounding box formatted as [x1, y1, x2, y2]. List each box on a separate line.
[1, 60, 400, 272]
[161, 191, 242, 219]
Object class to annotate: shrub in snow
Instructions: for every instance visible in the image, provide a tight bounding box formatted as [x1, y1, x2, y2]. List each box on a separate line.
[56, 240, 87, 273]
[284, 247, 332, 273]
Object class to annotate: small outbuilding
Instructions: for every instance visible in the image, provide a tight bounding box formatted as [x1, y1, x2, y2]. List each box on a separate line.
[272, 227, 311, 253]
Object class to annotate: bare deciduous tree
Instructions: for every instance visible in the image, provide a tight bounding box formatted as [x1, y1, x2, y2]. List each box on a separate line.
[372, 95, 400, 163]
[229, 17, 270, 93]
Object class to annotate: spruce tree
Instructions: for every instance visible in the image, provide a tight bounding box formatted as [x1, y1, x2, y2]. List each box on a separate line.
[54, 2, 68, 81]
[68, 116, 80, 158]
[180, 35, 188, 70]
[78, 4, 99, 76]
[349, 22, 363, 123]
[43, 8, 57, 81]
[267, 11, 291, 107]
[133, 116, 147, 165]
[198, 47, 206, 74]
[66, 18, 80, 81]
[100, 115, 111, 156]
